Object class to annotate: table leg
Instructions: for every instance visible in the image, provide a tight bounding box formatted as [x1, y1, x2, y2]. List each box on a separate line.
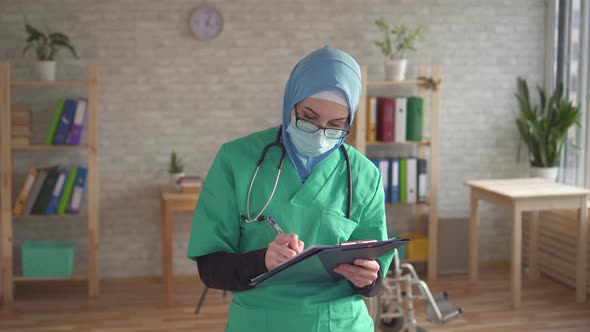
[162, 201, 174, 306]
[511, 203, 523, 309]
[576, 196, 588, 303]
[528, 211, 540, 279]
[469, 191, 479, 284]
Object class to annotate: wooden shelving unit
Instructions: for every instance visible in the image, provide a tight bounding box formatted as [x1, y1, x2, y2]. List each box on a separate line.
[348, 64, 441, 280]
[0, 63, 100, 302]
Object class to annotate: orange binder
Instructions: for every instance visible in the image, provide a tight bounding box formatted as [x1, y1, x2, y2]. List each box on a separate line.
[366, 96, 378, 143]
[13, 167, 38, 216]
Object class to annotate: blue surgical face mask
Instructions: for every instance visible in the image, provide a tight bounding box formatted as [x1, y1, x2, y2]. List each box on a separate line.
[286, 119, 339, 157]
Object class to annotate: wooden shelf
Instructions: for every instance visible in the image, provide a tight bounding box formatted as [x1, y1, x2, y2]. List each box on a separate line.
[13, 214, 87, 220]
[367, 140, 430, 147]
[1, 63, 100, 303]
[367, 79, 428, 87]
[12, 144, 88, 151]
[14, 275, 88, 282]
[351, 64, 441, 281]
[11, 80, 87, 88]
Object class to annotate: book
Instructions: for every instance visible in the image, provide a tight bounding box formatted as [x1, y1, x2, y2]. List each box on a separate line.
[399, 159, 407, 203]
[12, 104, 31, 127]
[377, 97, 395, 142]
[67, 98, 87, 145]
[406, 158, 417, 204]
[390, 159, 400, 204]
[67, 167, 87, 214]
[45, 168, 68, 215]
[407, 97, 423, 142]
[249, 237, 410, 287]
[23, 169, 48, 215]
[366, 97, 378, 143]
[13, 168, 38, 216]
[52, 99, 77, 145]
[57, 167, 78, 215]
[31, 166, 60, 215]
[394, 97, 407, 143]
[45, 99, 65, 145]
[417, 159, 428, 203]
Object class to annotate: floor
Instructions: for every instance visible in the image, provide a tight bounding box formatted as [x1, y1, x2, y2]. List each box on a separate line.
[0, 266, 589, 332]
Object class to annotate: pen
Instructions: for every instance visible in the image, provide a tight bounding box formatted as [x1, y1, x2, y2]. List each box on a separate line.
[267, 216, 284, 235]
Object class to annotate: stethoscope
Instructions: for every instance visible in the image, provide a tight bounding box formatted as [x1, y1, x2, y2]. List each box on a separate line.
[240, 127, 353, 223]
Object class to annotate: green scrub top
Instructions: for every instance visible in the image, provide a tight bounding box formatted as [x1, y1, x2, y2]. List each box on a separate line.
[187, 128, 393, 332]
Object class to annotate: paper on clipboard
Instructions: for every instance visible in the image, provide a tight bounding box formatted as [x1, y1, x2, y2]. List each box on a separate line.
[249, 237, 409, 287]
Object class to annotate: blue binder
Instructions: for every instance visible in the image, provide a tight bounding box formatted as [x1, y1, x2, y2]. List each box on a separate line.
[371, 159, 391, 202]
[66, 167, 87, 214]
[45, 167, 69, 214]
[52, 99, 77, 145]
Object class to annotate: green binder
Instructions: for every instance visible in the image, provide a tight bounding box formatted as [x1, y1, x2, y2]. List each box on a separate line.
[57, 167, 78, 215]
[45, 99, 65, 145]
[406, 97, 423, 141]
[399, 159, 407, 203]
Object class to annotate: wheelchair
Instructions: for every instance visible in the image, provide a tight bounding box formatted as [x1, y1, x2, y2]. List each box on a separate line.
[364, 250, 463, 332]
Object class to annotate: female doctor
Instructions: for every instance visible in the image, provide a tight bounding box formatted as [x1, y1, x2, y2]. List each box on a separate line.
[187, 46, 393, 331]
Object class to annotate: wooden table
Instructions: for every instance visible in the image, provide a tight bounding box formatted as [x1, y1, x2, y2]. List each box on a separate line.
[160, 184, 200, 305]
[465, 178, 589, 308]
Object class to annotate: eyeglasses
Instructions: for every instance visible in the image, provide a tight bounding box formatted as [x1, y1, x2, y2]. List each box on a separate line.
[295, 106, 350, 139]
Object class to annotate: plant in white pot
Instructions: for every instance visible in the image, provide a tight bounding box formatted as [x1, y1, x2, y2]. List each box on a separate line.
[515, 77, 582, 181]
[22, 24, 79, 81]
[374, 18, 424, 81]
[169, 151, 185, 186]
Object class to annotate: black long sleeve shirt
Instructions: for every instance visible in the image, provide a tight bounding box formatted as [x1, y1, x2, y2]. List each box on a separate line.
[195, 249, 383, 297]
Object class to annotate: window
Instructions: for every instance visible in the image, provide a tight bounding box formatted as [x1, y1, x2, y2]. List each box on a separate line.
[550, 0, 589, 187]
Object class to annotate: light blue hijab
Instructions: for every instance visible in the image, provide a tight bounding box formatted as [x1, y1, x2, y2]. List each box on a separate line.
[281, 46, 362, 181]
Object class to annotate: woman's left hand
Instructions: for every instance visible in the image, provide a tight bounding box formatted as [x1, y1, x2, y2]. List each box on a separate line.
[333, 259, 380, 288]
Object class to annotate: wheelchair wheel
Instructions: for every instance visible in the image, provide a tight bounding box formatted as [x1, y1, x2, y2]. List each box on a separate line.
[378, 305, 405, 332]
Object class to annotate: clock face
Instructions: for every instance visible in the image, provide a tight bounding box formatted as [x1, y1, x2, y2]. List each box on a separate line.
[190, 5, 223, 40]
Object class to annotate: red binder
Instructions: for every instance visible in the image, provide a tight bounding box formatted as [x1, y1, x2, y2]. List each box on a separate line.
[377, 97, 395, 142]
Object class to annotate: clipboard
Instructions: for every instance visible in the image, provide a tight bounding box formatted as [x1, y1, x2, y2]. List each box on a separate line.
[249, 237, 409, 287]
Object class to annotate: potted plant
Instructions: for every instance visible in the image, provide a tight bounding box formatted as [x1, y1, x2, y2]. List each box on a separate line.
[515, 77, 582, 181]
[169, 151, 185, 185]
[374, 18, 424, 81]
[22, 24, 79, 81]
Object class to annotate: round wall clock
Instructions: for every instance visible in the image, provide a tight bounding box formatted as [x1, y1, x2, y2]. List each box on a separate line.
[189, 4, 223, 41]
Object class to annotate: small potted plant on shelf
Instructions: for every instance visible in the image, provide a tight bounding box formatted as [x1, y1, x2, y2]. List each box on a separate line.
[169, 150, 185, 185]
[515, 77, 582, 181]
[22, 23, 79, 81]
[374, 18, 424, 81]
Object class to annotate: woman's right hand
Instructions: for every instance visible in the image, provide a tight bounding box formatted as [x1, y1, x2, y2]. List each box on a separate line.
[265, 234, 304, 271]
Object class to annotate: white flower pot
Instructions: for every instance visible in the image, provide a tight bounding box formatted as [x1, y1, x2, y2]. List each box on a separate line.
[529, 166, 559, 182]
[35, 61, 56, 81]
[385, 59, 407, 81]
[171, 172, 185, 187]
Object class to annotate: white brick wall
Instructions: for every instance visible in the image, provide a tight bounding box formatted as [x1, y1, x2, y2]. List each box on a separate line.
[0, 0, 545, 277]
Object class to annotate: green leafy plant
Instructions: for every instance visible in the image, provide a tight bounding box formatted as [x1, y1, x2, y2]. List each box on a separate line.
[374, 18, 424, 60]
[515, 77, 582, 167]
[22, 24, 79, 61]
[169, 151, 185, 174]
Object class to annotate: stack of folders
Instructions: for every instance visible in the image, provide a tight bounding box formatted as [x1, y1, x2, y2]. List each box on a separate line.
[366, 96, 424, 143]
[45, 97, 88, 145]
[13, 166, 88, 216]
[177, 175, 203, 194]
[370, 158, 428, 204]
